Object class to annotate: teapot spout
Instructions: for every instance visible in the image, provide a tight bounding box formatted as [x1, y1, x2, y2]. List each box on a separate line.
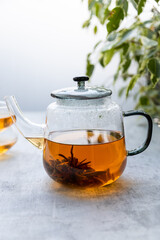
[4, 96, 45, 150]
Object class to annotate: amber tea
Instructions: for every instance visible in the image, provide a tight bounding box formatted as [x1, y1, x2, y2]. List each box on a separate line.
[0, 115, 17, 154]
[0, 115, 15, 130]
[26, 137, 44, 150]
[0, 140, 17, 154]
[43, 130, 127, 187]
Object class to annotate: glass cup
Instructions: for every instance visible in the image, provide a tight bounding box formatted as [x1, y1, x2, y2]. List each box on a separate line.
[0, 101, 17, 154]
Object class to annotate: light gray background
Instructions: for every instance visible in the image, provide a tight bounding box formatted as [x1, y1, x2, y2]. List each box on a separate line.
[0, 0, 133, 111]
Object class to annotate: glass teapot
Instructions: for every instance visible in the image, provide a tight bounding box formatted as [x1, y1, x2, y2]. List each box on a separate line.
[5, 76, 152, 187]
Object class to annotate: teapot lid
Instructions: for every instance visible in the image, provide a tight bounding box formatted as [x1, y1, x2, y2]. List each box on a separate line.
[51, 76, 112, 100]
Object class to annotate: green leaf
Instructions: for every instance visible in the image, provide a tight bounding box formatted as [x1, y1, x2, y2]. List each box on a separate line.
[139, 96, 150, 105]
[116, 0, 128, 16]
[101, 29, 133, 53]
[138, 59, 148, 73]
[122, 43, 129, 54]
[86, 60, 94, 77]
[99, 54, 105, 67]
[94, 2, 102, 17]
[82, 18, 91, 28]
[134, 0, 140, 4]
[114, 65, 121, 83]
[93, 40, 102, 50]
[101, 3, 111, 24]
[107, 7, 124, 33]
[138, 0, 147, 15]
[148, 58, 160, 78]
[126, 74, 140, 97]
[103, 49, 115, 66]
[123, 0, 128, 15]
[122, 55, 131, 73]
[150, 74, 159, 87]
[103, 8, 110, 19]
[146, 48, 157, 58]
[114, 29, 134, 48]
[107, 32, 117, 41]
[101, 38, 118, 52]
[88, 0, 96, 10]
[129, 0, 138, 10]
[86, 54, 94, 77]
[118, 86, 126, 97]
[140, 36, 158, 48]
[94, 25, 98, 34]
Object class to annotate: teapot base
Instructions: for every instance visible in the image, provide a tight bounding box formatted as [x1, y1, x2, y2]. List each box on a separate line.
[44, 158, 127, 188]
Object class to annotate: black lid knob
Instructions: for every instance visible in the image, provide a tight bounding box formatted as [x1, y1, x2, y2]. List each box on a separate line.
[73, 76, 89, 82]
[73, 76, 89, 90]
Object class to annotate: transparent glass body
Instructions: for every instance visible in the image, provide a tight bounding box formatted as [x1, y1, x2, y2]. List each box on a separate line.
[45, 98, 124, 134]
[5, 96, 127, 187]
[43, 97, 127, 187]
[0, 101, 17, 154]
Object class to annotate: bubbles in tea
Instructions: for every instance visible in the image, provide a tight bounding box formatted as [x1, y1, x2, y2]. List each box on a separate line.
[43, 130, 127, 187]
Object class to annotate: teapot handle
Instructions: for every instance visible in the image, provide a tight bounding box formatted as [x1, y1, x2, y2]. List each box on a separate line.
[123, 110, 153, 156]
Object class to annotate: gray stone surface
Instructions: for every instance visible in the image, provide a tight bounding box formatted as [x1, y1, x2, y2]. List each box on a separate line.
[0, 112, 160, 240]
